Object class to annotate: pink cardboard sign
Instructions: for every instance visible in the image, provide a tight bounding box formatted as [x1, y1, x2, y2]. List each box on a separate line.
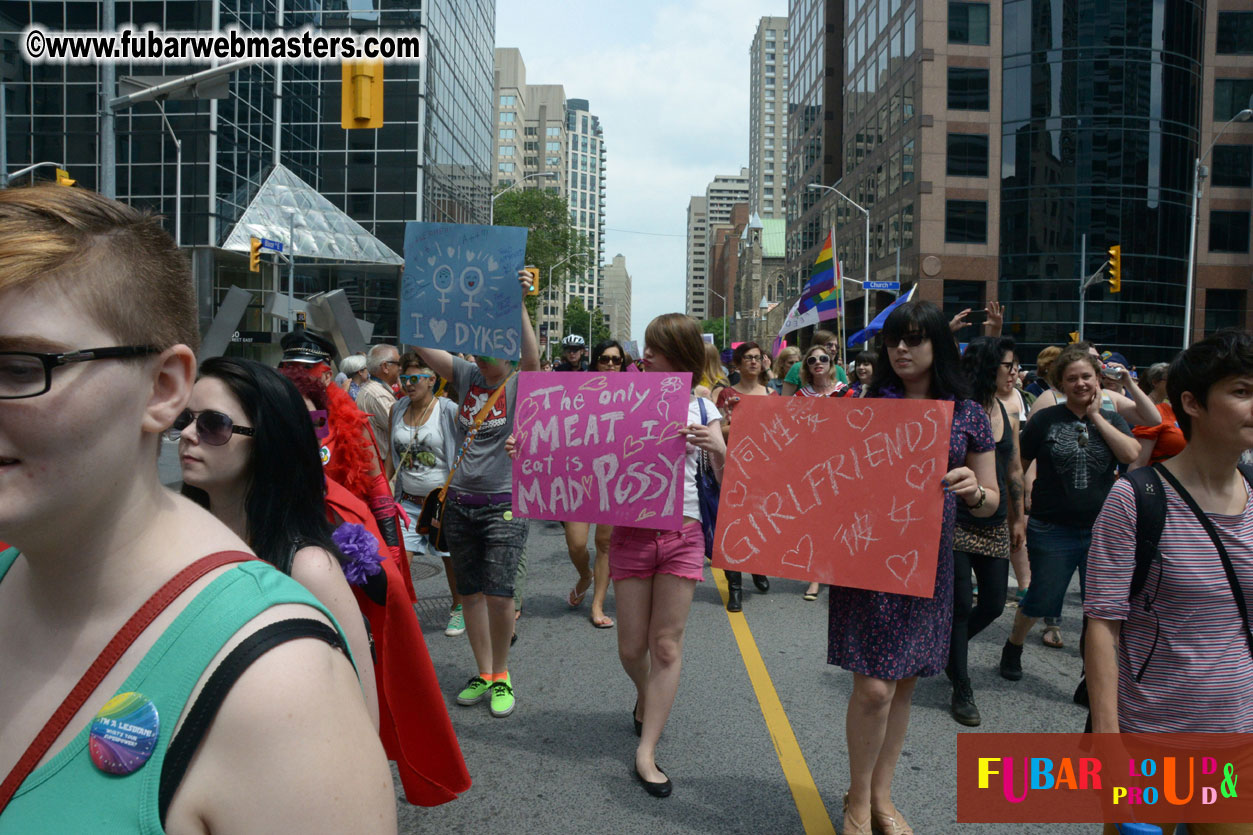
[511, 372, 694, 529]
[712, 396, 955, 598]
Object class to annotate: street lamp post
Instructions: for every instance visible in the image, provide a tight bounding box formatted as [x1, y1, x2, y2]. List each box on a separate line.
[809, 183, 871, 347]
[548, 252, 575, 351]
[490, 171, 557, 225]
[708, 289, 728, 347]
[1184, 103, 1253, 348]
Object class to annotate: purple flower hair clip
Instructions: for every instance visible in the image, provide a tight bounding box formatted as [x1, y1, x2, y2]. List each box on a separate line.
[332, 522, 384, 586]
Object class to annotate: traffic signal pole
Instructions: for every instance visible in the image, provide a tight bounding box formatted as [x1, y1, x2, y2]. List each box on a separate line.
[1076, 234, 1112, 342]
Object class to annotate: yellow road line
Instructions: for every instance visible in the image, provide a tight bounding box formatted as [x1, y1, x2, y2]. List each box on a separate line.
[714, 570, 837, 835]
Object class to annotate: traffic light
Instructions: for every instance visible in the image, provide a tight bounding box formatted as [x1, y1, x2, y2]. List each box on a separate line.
[341, 60, 383, 129]
[55, 168, 75, 187]
[1069, 331, 1080, 344]
[1107, 245, 1121, 293]
[249, 237, 261, 273]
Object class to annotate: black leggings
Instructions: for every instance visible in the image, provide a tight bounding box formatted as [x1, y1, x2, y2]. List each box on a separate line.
[949, 549, 1010, 682]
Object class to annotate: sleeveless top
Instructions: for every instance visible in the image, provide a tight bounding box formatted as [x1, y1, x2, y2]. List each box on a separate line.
[0, 548, 349, 834]
[957, 400, 1013, 528]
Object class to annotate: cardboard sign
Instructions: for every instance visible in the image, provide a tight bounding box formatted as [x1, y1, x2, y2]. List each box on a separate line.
[712, 396, 955, 597]
[511, 372, 693, 529]
[399, 222, 528, 360]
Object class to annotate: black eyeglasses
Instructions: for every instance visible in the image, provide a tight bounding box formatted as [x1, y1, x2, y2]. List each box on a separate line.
[741, 354, 763, 363]
[999, 362, 1021, 372]
[806, 355, 832, 366]
[886, 334, 927, 348]
[165, 408, 255, 446]
[598, 355, 623, 366]
[0, 346, 160, 400]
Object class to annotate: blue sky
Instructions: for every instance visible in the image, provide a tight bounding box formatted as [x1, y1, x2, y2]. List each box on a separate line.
[496, 0, 789, 344]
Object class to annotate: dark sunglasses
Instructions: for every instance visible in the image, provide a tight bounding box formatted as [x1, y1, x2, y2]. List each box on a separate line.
[806, 355, 832, 366]
[598, 355, 623, 366]
[166, 408, 255, 446]
[399, 373, 433, 385]
[887, 333, 927, 348]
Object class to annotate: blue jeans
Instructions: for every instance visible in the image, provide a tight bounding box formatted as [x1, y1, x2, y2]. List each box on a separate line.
[1020, 519, 1090, 619]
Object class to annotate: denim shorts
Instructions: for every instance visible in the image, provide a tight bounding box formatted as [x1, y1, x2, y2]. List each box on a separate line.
[608, 522, 705, 583]
[442, 499, 529, 598]
[1020, 518, 1091, 619]
[399, 498, 449, 557]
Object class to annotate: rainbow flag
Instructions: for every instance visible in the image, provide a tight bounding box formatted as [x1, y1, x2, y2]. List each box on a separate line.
[779, 231, 843, 336]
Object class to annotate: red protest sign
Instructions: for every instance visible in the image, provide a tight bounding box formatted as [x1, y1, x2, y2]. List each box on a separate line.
[712, 396, 954, 598]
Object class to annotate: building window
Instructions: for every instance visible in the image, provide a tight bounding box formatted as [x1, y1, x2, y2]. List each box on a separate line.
[524, 127, 537, 136]
[1213, 145, 1253, 188]
[546, 126, 561, 137]
[499, 95, 517, 107]
[1215, 79, 1253, 121]
[1217, 12, 1253, 54]
[499, 128, 515, 139]
[498, 162, 515, 173]
[546, 142, 561, 152]
[1206, 289, 1247, 333]
[499, 145, 514, 156]
[945, 200, 987, 243]
[948, 2, 989, 45]
[948, 67, 989, 110]
[524, 141, 538, 150]
[547, 156, 561, 166]
[946, 133, 988, 176]
[524, 156, 538, 166]
[902, 138, 915, 185]
[1209, 210, 1251, 253]
[500, 112, 516, 123]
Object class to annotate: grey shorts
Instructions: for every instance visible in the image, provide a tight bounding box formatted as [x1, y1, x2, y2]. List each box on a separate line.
[443, 499, 529, 598]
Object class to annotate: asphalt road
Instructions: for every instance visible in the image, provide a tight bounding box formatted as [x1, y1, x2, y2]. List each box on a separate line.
[398, 517, 1103, 835]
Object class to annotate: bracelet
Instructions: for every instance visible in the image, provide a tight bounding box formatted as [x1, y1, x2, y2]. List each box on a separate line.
[965, 485, 987, 510]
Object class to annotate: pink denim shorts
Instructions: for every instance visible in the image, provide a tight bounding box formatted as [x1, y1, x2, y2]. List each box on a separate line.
[609, 521, 706, 583]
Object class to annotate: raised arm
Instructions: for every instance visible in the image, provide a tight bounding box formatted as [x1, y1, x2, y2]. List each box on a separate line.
[1109, 368, 1160, 427]
[518, 270, 540, 372]
[1087, 395, 1140, 464]
[416, 346, 456, 383]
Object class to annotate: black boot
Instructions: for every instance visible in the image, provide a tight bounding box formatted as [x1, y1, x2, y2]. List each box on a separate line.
[951, 678, 981, 726]
[1000, 641, 1023, 681]
[752, 574, 770, 593]
[725, 571, 743, 612]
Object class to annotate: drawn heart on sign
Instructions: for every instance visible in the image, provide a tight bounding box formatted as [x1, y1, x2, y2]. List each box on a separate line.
[723, 478, 749, 508]
[429, 319, 448, 343]
[904, 460, 935, 491]
[623, 436, 646, 459]
[885, 550, 918, 587]
[579, 375, 608, 392]
[514, 397, 540, 431]
[664, 421, 686, 440]
[845, 408, 874, 432]
[581, 475, 594, 499]
[781, 534, 814, 571]
[636, 508, 657, 522]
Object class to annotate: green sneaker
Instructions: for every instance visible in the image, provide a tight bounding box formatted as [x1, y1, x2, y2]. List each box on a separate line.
[445, 605, 465, 637]
[489, 675, 515, 718]
[456, 675, 490, 706]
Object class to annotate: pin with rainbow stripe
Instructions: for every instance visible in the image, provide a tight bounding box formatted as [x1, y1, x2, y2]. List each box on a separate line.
[88, 692, 160, 775]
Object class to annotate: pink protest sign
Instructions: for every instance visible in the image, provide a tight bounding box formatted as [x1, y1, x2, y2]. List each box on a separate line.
[712, 396, 955, 598]
[511, 371, 694, 529]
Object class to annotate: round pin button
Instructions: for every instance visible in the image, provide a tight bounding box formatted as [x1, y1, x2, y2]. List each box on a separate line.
[319, 446, 331, 465]
[89, 692, 160, 775]
[503, 510, 514, 521]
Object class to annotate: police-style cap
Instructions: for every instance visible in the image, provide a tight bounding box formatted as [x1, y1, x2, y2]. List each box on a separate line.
[279, 327, 337, 364]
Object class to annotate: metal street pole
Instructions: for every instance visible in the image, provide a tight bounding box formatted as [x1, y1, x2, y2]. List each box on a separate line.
[1184, 105, 1252, 348]
[1078, 233, 1086, 341]
[709, 289, 728, 346]
[549, 252, 575, 353]
[809, 183, 871, 344]
[100, 0, 116, 197]
[287, 211, 296, 330]
[489, 170, 557, 225]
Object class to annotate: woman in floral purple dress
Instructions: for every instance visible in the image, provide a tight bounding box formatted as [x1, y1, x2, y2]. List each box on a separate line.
[829, 301, 998, 835]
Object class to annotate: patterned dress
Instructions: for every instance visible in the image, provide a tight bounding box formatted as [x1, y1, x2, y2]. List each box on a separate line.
[827, 395, 994, 680]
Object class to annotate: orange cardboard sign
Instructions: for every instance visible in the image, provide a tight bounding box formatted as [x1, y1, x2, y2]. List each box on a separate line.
[712, 396, 954, 598]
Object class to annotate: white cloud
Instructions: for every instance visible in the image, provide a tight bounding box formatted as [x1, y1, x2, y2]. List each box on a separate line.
[497, 0, 787, 342]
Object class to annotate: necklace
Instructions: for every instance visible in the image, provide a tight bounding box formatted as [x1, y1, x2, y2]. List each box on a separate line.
[405, 396, 435, 428]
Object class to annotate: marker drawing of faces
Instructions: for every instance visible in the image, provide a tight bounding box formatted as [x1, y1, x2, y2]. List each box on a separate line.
[431, 264, 454, 313]
[460, 266, 485, 317]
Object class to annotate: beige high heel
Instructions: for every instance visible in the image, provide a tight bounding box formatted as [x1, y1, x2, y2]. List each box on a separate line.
[842, 793, 872, 835]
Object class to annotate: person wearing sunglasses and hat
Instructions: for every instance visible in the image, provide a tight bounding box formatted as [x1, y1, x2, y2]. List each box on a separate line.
[0, 185, 394, 831]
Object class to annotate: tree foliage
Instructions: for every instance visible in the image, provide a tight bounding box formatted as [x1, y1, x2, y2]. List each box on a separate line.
[560, 296, 612, 354]
[492, 188, 591, 317]
[698, 316, 729, 348]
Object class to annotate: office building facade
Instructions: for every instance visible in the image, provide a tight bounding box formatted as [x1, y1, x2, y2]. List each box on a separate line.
[685, 195, 709, 318]
[704, 169, 750, 318]
[602, 253, 632, 343]
[750, 16, 789, 220]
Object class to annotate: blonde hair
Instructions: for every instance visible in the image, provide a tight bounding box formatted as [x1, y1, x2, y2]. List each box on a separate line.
[0, 185, 198, 351]
[1035, 345, 1063, 379]
[644, 313, 705, 380]
[800, 345, 833, 388]
[775, 346, 801, 380]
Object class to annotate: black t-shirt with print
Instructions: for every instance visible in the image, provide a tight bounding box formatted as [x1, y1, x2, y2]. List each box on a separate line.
[1021, 403, 1132, 528]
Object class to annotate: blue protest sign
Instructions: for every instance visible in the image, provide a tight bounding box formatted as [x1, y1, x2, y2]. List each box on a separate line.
[400, 223, 529, 360]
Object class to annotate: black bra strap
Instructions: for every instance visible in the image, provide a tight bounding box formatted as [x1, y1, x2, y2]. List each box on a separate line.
[158, 618, 346, 826]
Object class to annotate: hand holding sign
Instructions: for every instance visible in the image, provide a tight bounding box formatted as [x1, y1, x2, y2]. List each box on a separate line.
[400, 222, 528, 360]
[511, 372, 693, 529]
[713, 397, 954, 597]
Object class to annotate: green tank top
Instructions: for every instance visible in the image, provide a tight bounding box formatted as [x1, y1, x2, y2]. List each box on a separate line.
[0, 547, 350, 834]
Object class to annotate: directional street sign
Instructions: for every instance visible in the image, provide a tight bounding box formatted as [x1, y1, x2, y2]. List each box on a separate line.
[259, 238, 284, 253]
[863, 281, 900, 291]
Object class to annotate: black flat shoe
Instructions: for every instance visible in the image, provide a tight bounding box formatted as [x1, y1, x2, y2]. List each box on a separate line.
[632, 701, 642, 737]
[633, 764, 672, 798]
[752, 574, 770, 593]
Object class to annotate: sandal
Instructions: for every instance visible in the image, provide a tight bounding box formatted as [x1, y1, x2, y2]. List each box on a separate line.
[871, 808, 915, 835]
[1042, 625, 1064, 649]
[568, 576, 592, 608]
[590, 613, 615, 629]
[842, 793, 872, 835]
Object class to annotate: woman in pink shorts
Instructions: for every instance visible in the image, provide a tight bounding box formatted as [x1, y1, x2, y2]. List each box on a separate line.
[612, 313, 726, 798]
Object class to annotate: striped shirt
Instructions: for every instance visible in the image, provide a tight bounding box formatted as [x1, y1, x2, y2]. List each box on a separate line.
[1086, 476, 1253, 732]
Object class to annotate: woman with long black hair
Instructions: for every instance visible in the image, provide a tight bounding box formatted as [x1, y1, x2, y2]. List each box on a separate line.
[946, 336, 1026, 727]
[829, 301, 998, 835]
